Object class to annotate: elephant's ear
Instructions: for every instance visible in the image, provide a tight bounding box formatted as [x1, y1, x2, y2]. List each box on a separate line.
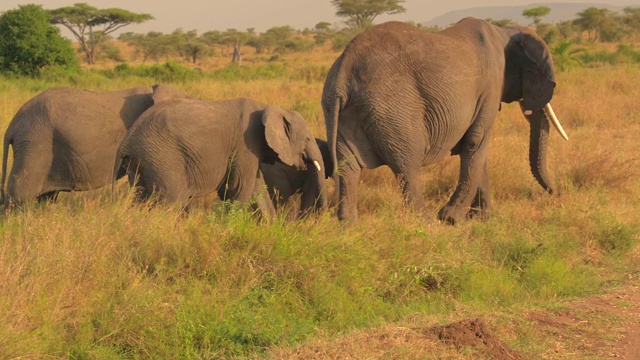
[262, 105, 307, 167]
[152, 84, 188, 104]
[518, 31, 556, 111]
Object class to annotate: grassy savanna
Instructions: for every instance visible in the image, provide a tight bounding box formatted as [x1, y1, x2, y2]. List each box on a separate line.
[0, 48, 639, 358]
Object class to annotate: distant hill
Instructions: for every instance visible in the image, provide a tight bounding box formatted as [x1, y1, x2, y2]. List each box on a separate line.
[423, 3, 629, 28]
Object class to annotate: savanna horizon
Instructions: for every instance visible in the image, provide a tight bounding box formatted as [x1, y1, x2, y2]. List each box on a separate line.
[0, 47, 639, 358]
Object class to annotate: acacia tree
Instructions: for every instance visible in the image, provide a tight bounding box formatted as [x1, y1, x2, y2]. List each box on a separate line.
[486, 18, 516, 27]
[522, 6, 551, 26]
[119, 31, 172, 63]
[573, 7, 621, 42]
[48, 3, 153, 64]
[174, 29, 210, 64]
[330, 0, 406, 29]
[623, 7, 640, 34]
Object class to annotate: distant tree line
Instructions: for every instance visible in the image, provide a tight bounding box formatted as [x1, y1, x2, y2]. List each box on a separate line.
[483, 6, 640, 44]
[0, 1, 639, 77]
[114, 24, 373, 65]
[485, 6, 640, 71]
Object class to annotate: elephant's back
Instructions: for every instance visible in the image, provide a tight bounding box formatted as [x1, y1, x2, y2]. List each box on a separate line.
[11, 87, 135, 133]
[123, 98, 253, 198]
[123, 98, 244, 170]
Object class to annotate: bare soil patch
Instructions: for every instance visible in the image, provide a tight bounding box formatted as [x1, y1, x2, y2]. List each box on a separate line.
[429, 318, 524, 359]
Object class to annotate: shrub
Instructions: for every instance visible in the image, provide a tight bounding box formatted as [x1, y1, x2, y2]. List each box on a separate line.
[579, 44, 640, 65]
[99, 61, 203, 82]
[0, 4, 79, 77]
[99, 41, 124, 62]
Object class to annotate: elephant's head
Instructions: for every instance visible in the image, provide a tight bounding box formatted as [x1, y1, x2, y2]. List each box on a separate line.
[502, 27, 568, 194]
[262, 105, 327, 210]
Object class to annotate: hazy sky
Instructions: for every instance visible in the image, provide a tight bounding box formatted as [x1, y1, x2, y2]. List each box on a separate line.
[1, 1, 635, 35]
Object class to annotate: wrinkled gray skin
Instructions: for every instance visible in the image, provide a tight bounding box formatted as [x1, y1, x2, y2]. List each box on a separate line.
[322, 18, 558, 223]
[260, 138, 333, 217]
[0, 86, 170, 207]
[114, 96, 326, 219]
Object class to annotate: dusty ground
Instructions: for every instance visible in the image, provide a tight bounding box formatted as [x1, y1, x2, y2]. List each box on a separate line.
[269, 269, 640, 359]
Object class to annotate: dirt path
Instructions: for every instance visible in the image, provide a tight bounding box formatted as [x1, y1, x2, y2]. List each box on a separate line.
[525, 273, 640, 359]
[269, 271, 640, 359]
[602, 279, 640, 359]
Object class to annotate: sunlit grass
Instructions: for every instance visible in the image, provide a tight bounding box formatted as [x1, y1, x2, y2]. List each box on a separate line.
[0, 62, 639, 358]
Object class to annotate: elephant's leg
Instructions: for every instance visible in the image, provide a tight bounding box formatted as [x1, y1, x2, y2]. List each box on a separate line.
[250, 170, 276, 221]
[161, 178, 192, 205]
[142, 165, 191, 206]
[6, 154, 50, 206]
[125, 163, 154, 203]
[134, 176, 155, 203]
[468, 158, 492, 219]
[395, 170, 426, 214]
[37, 191, 60, 203]
[337, 154, 362, 222]
[438, 119, 494, 224]
[218, 164, 275, 220]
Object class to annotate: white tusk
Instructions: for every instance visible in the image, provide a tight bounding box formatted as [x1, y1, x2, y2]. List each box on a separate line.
[544, 103, 569, 141]
[313, 160, 322, 171]
[523, 110, 533, 116]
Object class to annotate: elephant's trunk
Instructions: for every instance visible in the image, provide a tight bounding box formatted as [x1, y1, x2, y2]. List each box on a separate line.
[299, 141, 327, 215]
[300, 168, 327, 215]
[1, 133, 11, 206]
[526, 107, 555, 194]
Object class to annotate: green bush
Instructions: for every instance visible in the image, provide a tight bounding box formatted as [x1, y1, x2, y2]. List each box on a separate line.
[98, 41, 124, 62]
[99, 61, 203, 82]
[0, 4, 79, 77]
[579, 44, 640, 65]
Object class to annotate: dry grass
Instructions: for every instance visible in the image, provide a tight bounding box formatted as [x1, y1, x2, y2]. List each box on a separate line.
[0, 54, 639, 358]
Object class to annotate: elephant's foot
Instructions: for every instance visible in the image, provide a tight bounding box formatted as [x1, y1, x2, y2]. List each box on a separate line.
[468, 192, 492, 220]
[467, 206, 492, 221]
[337, 206, 358, 222]
[437, 205, 466, 225]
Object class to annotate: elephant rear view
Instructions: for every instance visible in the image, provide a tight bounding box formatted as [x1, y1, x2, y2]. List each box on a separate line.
[114, 97, 326, 219]
[322, 18, 568, 223]
[0, 86, 182, 207]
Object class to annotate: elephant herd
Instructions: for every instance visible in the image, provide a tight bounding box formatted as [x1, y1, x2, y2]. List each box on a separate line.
[0, 18, 568, 223]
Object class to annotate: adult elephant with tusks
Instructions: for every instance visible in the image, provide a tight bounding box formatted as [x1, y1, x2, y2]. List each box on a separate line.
[113, 93, 326, 220]
[322, 18, 569, 224]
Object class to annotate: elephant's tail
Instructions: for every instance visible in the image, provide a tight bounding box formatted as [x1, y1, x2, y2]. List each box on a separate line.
[111, 146, 125, 201]
[326, 97, 340, 181]
[0, 132, 12, 205]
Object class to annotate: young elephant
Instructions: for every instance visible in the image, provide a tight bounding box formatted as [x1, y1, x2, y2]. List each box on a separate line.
[113, 97, 326, 219]
[260, 138, 333, 217]
[0, 84, 186, 207]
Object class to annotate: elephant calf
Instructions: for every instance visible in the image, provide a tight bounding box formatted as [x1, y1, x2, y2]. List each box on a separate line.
[113, 96, 327, 219]
[260, 138, 333, 218]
